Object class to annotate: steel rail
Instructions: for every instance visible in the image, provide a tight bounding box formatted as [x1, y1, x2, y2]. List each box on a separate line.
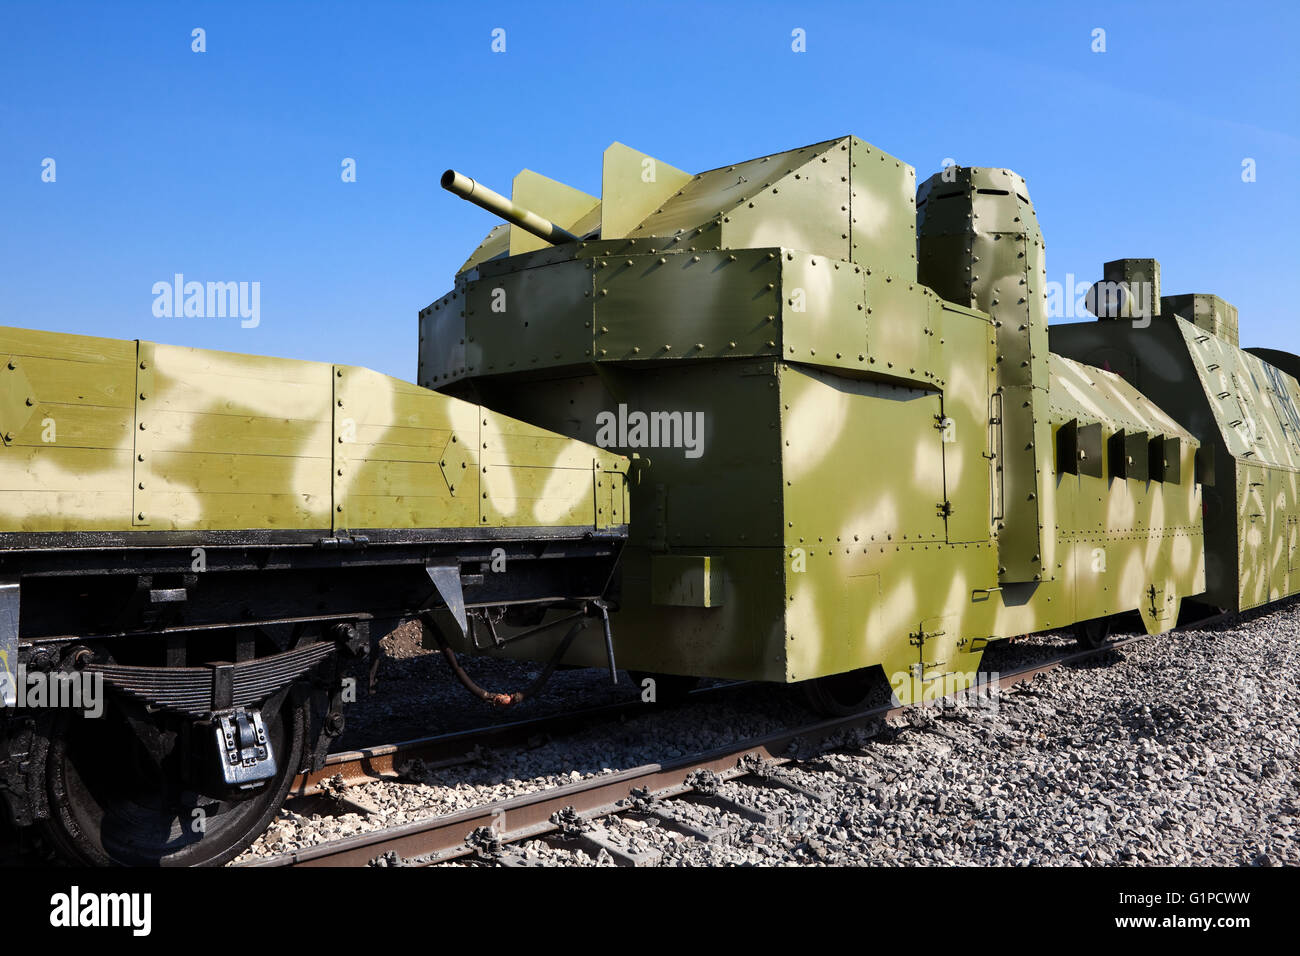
[252, 620, 1228, 868]
[290, 681, 745, 797]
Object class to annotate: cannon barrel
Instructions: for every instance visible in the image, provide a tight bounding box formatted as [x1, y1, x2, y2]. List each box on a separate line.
[440, 169, 580, 245]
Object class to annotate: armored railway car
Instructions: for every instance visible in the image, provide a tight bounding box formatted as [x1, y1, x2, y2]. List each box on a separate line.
[422, 136, 1284, 714]
[1053, 265, 1300, 613]
[0, 330, 627, 864]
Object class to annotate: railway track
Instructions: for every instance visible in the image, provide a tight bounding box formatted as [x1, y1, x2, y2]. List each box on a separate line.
[288, 680, 746, 799]
[248, 621, 1234, 868]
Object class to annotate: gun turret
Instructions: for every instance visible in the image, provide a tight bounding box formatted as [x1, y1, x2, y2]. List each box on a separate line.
[440, 169, 580, 246]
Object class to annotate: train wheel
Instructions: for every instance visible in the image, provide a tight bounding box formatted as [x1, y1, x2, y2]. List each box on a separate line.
[801, 667, 890, 717]
[627, 671, 700, 705]
[42, 689, 306, 866]
[1072, 616, 1113, 650]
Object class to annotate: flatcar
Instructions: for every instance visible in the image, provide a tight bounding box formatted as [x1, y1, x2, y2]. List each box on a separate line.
[0, 337, 627, 864]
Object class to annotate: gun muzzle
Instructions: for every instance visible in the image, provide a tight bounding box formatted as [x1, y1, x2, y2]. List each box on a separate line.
[441, 170, 580, 246]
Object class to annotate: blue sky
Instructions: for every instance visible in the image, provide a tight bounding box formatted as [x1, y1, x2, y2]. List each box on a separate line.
[2, 0, 1296, 380]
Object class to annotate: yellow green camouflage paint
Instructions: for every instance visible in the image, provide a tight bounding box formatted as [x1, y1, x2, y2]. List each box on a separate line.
[0, 327, 626, 536]
[426, 137, 1208, 704]
[1053, 281, 1300, 613]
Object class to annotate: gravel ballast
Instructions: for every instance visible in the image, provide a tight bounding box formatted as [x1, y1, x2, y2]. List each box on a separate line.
[233, 603, 1300, 866]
